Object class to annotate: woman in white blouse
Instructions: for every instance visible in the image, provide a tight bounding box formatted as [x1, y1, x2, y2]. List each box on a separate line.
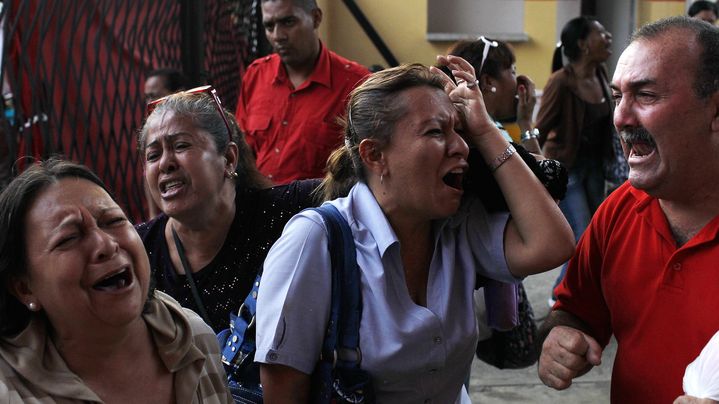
[255, 58, 575, 403]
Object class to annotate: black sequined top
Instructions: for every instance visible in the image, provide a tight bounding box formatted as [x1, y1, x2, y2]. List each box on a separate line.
[135, 179, 320, 332]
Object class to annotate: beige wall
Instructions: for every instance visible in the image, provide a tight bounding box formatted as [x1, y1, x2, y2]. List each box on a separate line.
[316, 0, 686, 89]
[516, 1, 558, 88]
[638, 1, 685, 26]
[317, 0, 558, 87]
[317, 0, 447, 67]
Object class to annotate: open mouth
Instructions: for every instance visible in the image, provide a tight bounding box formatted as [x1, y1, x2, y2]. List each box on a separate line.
[621, 129, 656, 158]
[628, 141, 655, 157]
[93, 268, 133, 292]
[443, 170, 464, 190]
[160, 179, 184, 194]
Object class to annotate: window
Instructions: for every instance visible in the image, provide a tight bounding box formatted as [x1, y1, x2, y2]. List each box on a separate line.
[427, 0, 527, 42]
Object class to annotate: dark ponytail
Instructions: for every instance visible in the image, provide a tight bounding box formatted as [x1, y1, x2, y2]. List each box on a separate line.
[556, 16, 597, 68]
[551, 44, 564, 72]
[315, 144, 358, 201]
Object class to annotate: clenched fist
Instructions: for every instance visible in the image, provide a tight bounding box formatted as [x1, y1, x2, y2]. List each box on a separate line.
[538, 325, 603, 389]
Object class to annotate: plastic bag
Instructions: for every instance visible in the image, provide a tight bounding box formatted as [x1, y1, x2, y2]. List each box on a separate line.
[683, 331, 719, 400]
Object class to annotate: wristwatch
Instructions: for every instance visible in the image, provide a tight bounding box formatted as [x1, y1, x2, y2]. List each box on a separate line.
[521, 128, 540, 142]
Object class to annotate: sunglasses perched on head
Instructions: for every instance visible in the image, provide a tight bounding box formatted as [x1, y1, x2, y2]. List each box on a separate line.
[478, 36, 499, 73]
[146, 85, 232, 142]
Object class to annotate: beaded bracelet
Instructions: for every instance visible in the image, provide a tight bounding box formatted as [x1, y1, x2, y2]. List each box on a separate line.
[488, 144, 516, 172]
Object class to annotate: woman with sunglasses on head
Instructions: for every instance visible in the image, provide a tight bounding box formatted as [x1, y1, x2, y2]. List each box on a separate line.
[0, 158, 232, 403]
[136, 88, 319, 333]
[255, 59, 575, 403]
[535, 16, 627, 304]
[447, 37, 565, 372]
[448, 37, 541, 155]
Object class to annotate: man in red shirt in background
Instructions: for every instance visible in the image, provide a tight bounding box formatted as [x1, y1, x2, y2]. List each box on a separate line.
[236, 0, 369, 184]
[537, 16, 719, 403]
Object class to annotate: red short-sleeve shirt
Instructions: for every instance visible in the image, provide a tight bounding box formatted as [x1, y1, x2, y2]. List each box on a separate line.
[555, 181, 719, 403]
[236, 43, 369, 184]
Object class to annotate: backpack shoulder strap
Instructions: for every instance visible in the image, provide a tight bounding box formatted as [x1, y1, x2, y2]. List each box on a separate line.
[312, 204, 363, 368]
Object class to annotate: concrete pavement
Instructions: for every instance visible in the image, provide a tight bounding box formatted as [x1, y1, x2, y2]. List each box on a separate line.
[468, 266, 617, 403]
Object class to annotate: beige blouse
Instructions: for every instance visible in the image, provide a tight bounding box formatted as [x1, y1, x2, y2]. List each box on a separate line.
[0, 291, 232, 403]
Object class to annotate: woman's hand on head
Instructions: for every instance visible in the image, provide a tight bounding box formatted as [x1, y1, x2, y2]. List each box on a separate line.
[431, 55, 500, 147]
[516, 75, 537, 130]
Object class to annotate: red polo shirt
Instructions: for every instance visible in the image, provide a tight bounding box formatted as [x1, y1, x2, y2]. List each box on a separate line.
[236, 43, 369, 184]
[555, 181, 719, 403]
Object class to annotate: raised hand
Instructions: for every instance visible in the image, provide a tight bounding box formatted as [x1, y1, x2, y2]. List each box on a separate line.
[431, 55, 501, 147]
[516, 74, 537, 131]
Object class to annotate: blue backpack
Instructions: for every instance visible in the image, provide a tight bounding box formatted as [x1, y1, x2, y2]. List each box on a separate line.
[217, 204, 374, 403]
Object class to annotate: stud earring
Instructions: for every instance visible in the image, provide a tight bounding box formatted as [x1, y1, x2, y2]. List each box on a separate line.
[28, 302, 38, 311]
[490, 86, 497, 93]
[225, 170, 238, 179]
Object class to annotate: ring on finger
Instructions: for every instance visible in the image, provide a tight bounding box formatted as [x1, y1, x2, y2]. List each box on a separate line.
[465, 79, 479, 88]
[456, 78, 466, 85]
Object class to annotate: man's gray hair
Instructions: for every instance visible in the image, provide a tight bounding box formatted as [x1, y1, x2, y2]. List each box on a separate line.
[632, 15, 719, 99]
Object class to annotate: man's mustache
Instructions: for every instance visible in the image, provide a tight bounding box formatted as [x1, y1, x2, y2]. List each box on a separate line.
[620, 127, 656, 147]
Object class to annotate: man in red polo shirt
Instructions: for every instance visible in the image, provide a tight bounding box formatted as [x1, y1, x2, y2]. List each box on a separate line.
[537, 17, 719, 403]
[236, 0, 369, 184]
